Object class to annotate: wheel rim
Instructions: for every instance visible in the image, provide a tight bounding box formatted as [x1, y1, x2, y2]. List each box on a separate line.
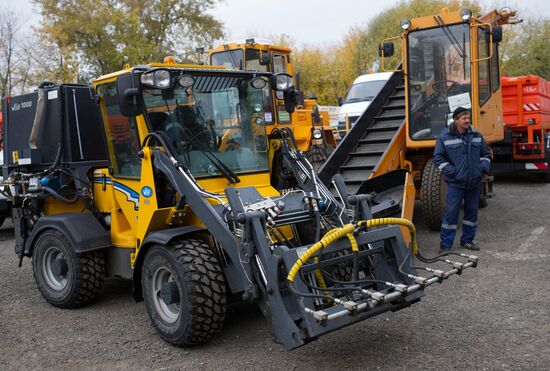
[42, 246, 69, 290]
[152, 266, 181, 324]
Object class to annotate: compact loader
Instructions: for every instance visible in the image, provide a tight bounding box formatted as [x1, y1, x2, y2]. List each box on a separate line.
[1, 62, 477, 349]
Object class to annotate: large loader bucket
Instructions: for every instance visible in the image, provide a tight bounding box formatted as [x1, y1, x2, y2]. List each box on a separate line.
[263, 216, 478, 350]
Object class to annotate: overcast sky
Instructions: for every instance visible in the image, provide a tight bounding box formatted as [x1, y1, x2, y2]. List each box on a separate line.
[3, 0, 549, 46]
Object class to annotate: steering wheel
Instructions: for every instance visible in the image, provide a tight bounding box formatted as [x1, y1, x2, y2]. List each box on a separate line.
[431, 80, 462, 94]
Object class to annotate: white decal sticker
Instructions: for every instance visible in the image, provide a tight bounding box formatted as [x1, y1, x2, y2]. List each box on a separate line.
[48, 90, 58, 100]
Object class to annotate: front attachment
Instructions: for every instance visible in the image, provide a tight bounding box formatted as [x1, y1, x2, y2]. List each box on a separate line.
[270, 218, 478, 349]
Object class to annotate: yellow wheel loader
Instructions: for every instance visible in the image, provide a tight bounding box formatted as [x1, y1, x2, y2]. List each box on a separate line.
[1, 61, 477, 349]
[207, 39, 336, 174]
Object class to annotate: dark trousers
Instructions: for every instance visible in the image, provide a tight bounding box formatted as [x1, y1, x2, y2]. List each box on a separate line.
[440, 185, 481, 248]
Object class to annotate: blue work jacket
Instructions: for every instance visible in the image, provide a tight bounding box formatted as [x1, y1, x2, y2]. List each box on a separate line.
[433, 125, 491, 189]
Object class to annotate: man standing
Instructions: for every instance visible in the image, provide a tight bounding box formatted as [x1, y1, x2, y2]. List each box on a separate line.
[433, 107, 491, 252]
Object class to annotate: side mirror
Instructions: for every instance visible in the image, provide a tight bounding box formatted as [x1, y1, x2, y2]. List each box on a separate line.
[116, 73, 144, 117]
[312, 105, 321, 125]
[337, 96, 343, 106]
[260, 50, 270, 66]
[283, 89, 297, 114]
[378, 41, 394, 57]
[492, 26, 502, 43]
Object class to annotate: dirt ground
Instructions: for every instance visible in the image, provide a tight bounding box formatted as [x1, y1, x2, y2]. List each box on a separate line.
[1, 177, 549, 370]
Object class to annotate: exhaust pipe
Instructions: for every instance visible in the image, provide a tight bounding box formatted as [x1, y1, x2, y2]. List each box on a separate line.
[28, 81, 55, 149]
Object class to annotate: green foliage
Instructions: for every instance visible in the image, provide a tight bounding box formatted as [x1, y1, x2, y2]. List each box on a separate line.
[501, 17, 550, 79]
[294, 0, 484, 105]
[34, 0, 223, 80]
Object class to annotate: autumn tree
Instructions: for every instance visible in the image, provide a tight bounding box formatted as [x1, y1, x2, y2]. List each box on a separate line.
[293, 0, 483, 105]
[501, 16, 550, 79]
[34, 0, 224, 80]
[0, 9, 31, 97]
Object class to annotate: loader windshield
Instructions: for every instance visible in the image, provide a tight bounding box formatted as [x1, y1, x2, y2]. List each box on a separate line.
[142, 72, 271, 178]
[407, 23, 471, 140]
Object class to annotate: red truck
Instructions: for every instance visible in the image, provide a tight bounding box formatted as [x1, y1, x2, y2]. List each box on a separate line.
[492, 74, 550, 179]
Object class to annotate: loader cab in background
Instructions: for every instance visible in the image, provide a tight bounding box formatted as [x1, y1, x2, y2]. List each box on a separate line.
[207, 39, 337, 173]
[380, 8, 508, 147]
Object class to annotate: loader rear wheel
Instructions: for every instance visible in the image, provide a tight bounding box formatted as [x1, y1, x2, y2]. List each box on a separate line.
[142, 239, 226, 346]
[420, 159, 447, 231]
[32, 230, 105, 308]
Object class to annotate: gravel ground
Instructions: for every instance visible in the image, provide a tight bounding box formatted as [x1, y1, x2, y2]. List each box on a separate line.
[1, 177, 549, 370]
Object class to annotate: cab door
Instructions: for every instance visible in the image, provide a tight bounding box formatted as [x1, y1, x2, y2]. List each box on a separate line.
[473, 26, 504, 142]
[97, 82, 143, 247]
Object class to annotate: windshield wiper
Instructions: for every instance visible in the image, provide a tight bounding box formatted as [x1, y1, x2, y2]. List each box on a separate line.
[434, 15, 465, 58]
[176, 126, 240, 184]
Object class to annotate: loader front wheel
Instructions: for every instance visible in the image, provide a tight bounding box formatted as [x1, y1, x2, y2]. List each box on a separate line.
[142, 239, 226, 346]
[420, 159, 447, 231]
[32, 230, 105, 308]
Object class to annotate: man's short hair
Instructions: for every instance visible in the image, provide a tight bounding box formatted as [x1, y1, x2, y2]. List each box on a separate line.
[452, 106, 470, 119]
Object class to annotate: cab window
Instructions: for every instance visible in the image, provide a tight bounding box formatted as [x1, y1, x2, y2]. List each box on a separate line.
[210, 50, 244, 70]
[97, 82, 141, 178]
[491, 43, 500, 92]
[245, 49, 269, 72]
[273, 54, 286, 74]
[478, 27, 491, 105]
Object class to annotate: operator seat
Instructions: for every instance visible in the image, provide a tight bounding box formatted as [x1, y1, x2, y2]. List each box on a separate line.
[147, 111, 170, 132]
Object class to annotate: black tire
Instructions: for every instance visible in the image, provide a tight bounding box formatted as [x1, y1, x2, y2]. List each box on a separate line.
[142, 238, 226, 346]
[0, 216, 5, 228]
[32, 229, 105, 308]
[420, 158, 447, 231]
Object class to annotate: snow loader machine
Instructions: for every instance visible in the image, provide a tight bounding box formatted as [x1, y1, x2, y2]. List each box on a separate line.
[1, 61, 478, 350]
[321, 8, 519, 230]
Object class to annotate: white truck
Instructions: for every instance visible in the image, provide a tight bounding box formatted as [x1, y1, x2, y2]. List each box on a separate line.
[337, 72, 392, 135]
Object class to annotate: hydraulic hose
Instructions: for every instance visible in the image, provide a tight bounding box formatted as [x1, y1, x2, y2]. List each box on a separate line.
[357, 217, 418, 254]
[287, 217, 418, 283]
[43, 186, 79, 204]
[287, 224, 358, 282]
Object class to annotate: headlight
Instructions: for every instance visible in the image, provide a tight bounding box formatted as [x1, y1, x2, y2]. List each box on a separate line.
[313, 129, 323, 139]
[460, 8, 472, 21]
[528, 118, 536, 125]
[178, 74, 195, 88]
[400, 18, 411, 30]
[141, 69, 171, 89]
[273, 73, 293, 91]
[250, 77, 267, 89]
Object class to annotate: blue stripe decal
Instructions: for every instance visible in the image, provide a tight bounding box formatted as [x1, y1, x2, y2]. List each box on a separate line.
[113, 181, 140, 210]
[91, 177, 140, 210]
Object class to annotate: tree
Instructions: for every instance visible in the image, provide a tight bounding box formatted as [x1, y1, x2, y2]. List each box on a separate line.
[501, 17, 550, 79]
[34, 0, 224, 80]
[0, 9, 24, 97]
[292, 0, 483, 105]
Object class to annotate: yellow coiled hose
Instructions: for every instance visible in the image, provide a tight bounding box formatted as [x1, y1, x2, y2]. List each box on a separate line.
[286, 217, 417, 283]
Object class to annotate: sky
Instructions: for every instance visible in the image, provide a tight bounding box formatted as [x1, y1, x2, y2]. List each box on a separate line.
[2, 0, 550, 46]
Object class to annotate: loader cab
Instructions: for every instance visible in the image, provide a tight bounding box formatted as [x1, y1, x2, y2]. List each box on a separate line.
[207, 39, 337, 167]
[97, 66, 295, 183]
[92, 64, 294, 248]
[208, 38, 292, 76]
[207, 39, 296, 125]
[381, 8, 505, 148]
